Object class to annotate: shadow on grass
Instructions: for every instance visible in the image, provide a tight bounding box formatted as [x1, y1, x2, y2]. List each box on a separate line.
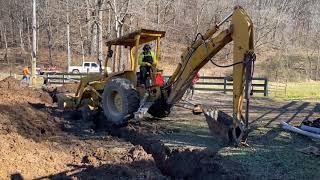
[228, 126, 320, 179]
[303, 103, 320, 122]
[286, 102, 310, 123]
[251, 101, 297, 126]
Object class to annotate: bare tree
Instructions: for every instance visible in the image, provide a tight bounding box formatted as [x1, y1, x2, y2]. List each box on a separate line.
[31, 0, 37, 85]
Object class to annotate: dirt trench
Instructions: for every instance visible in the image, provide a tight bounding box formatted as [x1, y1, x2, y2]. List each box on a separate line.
[40, 80, 238, 178]
[95, 118, 247, 179]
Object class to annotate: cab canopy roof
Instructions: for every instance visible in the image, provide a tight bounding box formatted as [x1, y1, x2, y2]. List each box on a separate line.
[105, 29, 166, 47]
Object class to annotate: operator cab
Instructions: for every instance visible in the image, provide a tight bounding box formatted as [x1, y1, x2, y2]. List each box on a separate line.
[105, 29, 166, 98]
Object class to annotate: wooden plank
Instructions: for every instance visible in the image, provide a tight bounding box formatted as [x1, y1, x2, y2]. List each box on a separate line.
[200, 76, 225, 80]
[252, 77, 267, 80]
[48, 81, 75, 85]
[46, 72, 91, 76]
[194, 88, 233, 92]
[196, 82, 232, 86]
[252, 84, 266, 87]
[252, 90, 266, 93]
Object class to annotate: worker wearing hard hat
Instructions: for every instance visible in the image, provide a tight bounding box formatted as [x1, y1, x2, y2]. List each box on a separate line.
[138, 44, 158, 86]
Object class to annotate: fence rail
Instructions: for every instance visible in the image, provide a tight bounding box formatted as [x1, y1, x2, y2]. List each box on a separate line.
[44, 72, 94, 85]
[268, 82, 287, 97]
[45, 73, 268, 96]
[191, 76, 268, 96]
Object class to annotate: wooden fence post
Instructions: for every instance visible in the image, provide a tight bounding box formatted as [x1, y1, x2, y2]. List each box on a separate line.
[223, 77, 227, 94]
[62, 74, 65, 85]
[264, 78, 268, 97]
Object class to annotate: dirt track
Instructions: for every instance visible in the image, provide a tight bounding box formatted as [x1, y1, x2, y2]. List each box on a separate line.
[0, 77, 320, 179]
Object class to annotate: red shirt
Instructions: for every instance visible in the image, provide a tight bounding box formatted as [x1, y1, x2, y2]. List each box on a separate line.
[192, 73, 200, 85]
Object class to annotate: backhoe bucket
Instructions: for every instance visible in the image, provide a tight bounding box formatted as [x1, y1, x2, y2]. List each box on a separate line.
[56, 93, 76, 110]
[203, 107, 245, 144]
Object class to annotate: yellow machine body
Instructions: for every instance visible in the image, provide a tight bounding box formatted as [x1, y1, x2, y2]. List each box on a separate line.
[60, 6, 255, 145]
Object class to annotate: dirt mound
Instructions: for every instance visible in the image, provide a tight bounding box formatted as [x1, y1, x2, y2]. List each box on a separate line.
[0, 78, 165, 179]
[0, 76, 57, 140]
[42, 83, 79, 103]
[0, 133, 75, 178]
[0, 76, 52, 105]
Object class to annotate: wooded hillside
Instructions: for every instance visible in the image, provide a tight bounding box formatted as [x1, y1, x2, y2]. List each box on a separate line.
[0, 0, 319, 80]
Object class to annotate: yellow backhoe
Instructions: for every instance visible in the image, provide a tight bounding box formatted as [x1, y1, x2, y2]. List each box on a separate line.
[58, 6, 255, 145]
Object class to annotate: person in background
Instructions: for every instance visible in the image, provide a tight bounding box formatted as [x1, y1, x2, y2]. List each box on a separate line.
[138, 44, 157, 86]
[184, 72, 200, 100]
[22, 66, 31, 84]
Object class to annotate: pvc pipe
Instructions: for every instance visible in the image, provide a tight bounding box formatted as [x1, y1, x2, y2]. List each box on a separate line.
[281, 121, 320, 139]
[301, 125, 320, 134]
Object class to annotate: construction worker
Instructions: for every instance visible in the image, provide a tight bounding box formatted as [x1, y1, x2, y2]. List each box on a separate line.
[22, 66, 31, 84]
[184, 72, 200, 100]
[138, 44, 157, 85]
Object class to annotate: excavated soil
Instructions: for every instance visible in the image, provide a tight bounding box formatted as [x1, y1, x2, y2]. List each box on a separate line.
[104, 120, 246, 179]
[0, 77, 165, 179]
[0, 77, 56, 140]
[0, 77, 245, 179]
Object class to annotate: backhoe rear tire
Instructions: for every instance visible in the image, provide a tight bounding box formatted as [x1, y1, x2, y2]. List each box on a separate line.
[102, 78, 140, 125]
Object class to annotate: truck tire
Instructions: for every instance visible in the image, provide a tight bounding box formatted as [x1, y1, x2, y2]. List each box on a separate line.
[102, 78, 140, 125]
[72, 69, 80, 74]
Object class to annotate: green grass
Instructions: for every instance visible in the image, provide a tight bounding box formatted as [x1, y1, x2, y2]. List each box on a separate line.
[159, 113, 320, 179]
[286, 82, 320, 100]
[220, 127, 320, 179]
[270, 82, 320, 100]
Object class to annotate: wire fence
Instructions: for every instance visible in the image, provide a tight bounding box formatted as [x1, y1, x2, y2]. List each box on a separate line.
[268, 81, 288, 97]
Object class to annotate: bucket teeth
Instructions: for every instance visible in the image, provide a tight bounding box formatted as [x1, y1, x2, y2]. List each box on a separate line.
[203, 107, 245, 145]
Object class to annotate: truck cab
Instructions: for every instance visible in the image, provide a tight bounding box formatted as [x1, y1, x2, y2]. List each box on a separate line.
[69, 62, 111, 74]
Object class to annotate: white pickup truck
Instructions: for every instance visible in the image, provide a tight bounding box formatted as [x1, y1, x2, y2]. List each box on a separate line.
[68, 62, 111, 74]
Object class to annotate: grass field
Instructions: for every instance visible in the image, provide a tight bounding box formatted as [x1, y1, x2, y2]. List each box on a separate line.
[193, 77, 320, 101]
[160, 94, 320, 179]
[269, 82, 320, 100]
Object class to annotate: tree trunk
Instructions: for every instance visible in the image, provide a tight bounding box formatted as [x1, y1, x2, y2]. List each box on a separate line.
[67, 0, 71, 70]
[9, 7, 16, 46]
[2, 25, 8, 64]
[317, 48, 320, 81]
[156, 0, 160, 30]
[116, 23, 123, 72]
[86, 0, 92, 54]
[113, 19, 120, 72]
[31, 0, 37, 85]
[79, 21, 85, 65]
[108, 8, 111, 36]
[47, 20, 53, 66]
[27, 17, 31, 49]
[19, 23, 25, 52]
[97, 0, 104, 72]
[91, 23, 98, 57]
[0, 24, 2, 48]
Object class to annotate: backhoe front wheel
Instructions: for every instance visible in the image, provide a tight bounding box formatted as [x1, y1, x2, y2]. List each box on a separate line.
[102, 78, 140, 125]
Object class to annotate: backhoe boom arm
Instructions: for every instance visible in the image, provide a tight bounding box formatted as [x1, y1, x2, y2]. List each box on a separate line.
[166, 6, 254, 143]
